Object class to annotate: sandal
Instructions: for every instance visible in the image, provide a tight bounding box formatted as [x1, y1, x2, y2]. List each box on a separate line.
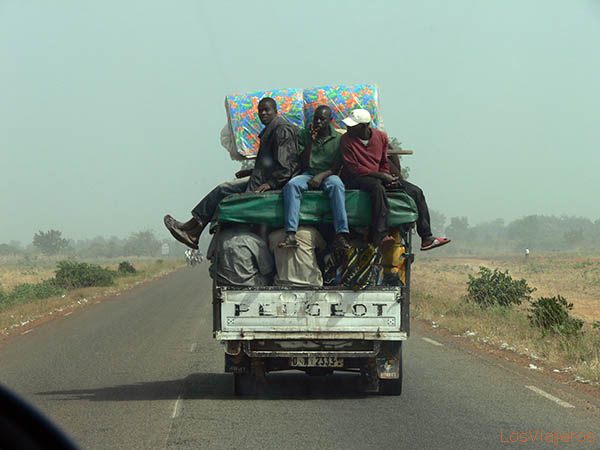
[421, 237, 451, 251]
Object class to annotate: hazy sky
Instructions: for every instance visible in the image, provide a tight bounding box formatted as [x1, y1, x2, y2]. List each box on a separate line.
[2, 0, 599, 243]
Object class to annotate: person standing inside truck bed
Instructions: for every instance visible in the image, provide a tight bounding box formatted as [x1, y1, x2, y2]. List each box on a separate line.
[163, 97, 300, 249]
[340, 109, 450, 251]
[279, 105, 351, 250]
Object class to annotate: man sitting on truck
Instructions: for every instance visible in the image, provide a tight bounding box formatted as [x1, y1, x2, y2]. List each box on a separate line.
[164, 97, 300, 249]
[340, 109, 450, 251]
[279, 105, 350, 250]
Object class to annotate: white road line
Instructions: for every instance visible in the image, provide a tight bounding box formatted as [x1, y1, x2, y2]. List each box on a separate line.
[422, 337, 443, 346]
[526, 385, 575, 408]
[64, 311, 73, 316]
[21, 329, 33, 335]
[190, 343, 197, 352]
[171, 396, 182, 418]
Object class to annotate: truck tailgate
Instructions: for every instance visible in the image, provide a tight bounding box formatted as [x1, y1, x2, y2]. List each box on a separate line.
[215, 288, 406, 340]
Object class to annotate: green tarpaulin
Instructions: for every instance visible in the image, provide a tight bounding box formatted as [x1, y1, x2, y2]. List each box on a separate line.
[216, 190, 417, 227]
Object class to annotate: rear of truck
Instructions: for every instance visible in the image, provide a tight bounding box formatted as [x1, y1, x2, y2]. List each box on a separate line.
[212, 243, 412, 396]
[210, 189, 417, 395]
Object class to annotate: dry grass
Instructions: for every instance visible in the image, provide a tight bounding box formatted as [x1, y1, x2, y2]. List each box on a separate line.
[412, 255, 600, 385]
[0, 258, 185, 336]
[0, 266, 55, 292]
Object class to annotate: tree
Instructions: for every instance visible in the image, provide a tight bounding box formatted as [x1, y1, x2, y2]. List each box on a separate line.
[32, 230, 69, 255]
[388, 136, 410, 180]
[123, 230, 161, 256]
[429, 209, 447, 236]
[445, 217, 470, 242]
[0, 241, 22, 256]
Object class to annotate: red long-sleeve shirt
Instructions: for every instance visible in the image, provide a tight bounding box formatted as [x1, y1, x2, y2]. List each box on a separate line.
[341, 128, 390, 178]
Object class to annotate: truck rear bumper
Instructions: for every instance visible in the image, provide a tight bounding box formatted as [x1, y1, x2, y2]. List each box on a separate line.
[215, 331, 408, 341]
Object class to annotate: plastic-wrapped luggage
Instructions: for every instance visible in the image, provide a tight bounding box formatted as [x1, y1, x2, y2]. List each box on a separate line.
[303, 84, 383, 132]
[224, 88, 304, 158]
[224, 83, 382, 158]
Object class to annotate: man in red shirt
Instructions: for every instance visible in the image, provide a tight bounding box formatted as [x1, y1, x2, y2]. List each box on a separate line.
[340, 109, 450, 251]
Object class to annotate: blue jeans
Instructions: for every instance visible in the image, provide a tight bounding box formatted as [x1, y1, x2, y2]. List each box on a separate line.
[282, 172, 349, 233]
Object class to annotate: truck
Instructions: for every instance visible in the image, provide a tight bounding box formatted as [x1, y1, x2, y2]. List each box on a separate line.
[210, 188, 416, 396]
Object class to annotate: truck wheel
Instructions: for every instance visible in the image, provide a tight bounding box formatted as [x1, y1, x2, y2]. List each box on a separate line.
[233, 373, 255, 396]
[379, 378, 402, 396]
[378, 344, 403, 396]
[233, 373, 266, 396]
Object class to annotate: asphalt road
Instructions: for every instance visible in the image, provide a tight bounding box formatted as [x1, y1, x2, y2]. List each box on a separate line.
[0, 267, 599, 450]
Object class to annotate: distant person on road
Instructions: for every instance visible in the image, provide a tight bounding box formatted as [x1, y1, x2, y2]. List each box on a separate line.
[164, 97, 300, 249]
[340, 109, 450, 251]
[280, 105, 350, 250]
[207, 225, 274, 287]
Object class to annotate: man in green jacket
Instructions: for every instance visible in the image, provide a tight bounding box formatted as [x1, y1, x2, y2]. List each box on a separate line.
[279, 105, 350, 249]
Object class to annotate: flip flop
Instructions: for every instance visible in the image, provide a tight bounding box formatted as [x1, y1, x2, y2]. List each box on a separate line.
[421, 237, 451, 251]
[164, 215, 198, 250]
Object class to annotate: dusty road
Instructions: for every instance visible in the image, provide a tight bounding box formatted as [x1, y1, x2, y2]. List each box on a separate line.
[0, 267, 598, 449]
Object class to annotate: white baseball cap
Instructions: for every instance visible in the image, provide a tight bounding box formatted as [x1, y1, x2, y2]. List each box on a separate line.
[342, 109, 372, 127]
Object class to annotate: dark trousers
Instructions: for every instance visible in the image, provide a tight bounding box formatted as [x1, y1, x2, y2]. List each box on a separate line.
[191, 177, 249, 223]
[398, 180, 432, 240]
[344, 176, 433, 241]
[344, 175, 389, 242]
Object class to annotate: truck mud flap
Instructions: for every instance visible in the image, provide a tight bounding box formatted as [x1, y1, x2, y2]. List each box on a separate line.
[376, 342, 402, 379]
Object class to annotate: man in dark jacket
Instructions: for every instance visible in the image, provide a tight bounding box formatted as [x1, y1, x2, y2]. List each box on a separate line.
[164, 97, 299, 249]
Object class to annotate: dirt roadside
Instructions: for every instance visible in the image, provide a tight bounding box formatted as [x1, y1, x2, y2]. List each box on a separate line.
[0, 262, 187, 345]
[413, 317, 600, 410]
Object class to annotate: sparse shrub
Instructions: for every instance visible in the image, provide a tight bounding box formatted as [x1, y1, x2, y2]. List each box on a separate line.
[466, 267, 535, 307]
[528, 296, 584, 336]
[117, 261, 136, 275]
[54, 260, 114, 289]
[8, 280, 64, 301]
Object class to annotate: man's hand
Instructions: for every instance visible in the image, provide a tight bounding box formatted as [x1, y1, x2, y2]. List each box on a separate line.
[376, 172, 398, 185]
[308, 175, 324, 189]
[235, 169, 252, 179]
[254, 183, 271, 193]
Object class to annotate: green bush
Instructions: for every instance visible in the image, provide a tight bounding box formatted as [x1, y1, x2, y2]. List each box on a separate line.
[54, 260, 114, 289]
[466, 267, 535, 307]
[117, 261, 136, 275]
[528, 295, 584, 336]
[9, 280, 64, 301]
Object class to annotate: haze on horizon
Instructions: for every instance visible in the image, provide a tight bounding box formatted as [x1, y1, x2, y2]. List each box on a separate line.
[2, 0, 599, 244]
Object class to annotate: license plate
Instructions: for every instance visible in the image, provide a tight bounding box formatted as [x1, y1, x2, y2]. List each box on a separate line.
[289, 356, 343, 367]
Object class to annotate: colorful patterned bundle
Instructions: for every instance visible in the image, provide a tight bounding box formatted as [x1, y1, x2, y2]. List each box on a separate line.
[224, 88, 304, 158]
[303, 84, 382, 131]
[224, 84, 382, 158]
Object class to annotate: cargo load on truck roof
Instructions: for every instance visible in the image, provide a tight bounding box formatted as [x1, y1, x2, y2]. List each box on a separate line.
[224, 83, 383, 158]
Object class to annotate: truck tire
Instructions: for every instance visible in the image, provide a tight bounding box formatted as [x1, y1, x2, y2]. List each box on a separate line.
[233, 373, 255, 396]
[379, 344, 403, 396]
[233, 373, 266, 396]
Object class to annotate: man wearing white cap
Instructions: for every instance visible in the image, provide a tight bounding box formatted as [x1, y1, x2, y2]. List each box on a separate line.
[340, 109, 450, 251]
